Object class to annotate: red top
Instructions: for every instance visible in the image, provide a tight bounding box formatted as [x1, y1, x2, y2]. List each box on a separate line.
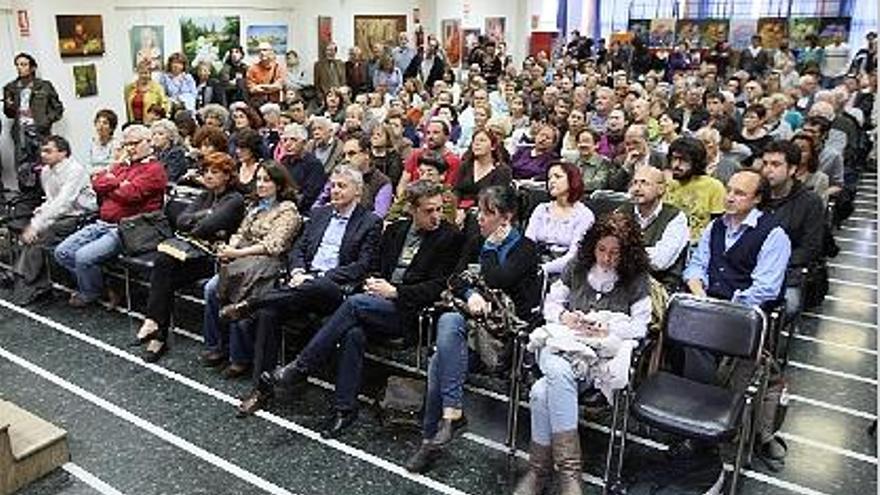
[403, 147, 462, 187]
[131, 90, 145, 123]
[92, 159, 167, 223]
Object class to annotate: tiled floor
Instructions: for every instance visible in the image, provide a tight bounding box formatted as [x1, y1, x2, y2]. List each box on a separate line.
[0, 173, 876, 495]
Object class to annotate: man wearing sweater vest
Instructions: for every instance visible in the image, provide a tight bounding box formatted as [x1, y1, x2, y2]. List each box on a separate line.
[625, 166, 689, 292]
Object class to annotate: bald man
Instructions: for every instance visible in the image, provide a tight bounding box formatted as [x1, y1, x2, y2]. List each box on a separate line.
[625, 166, 689, 291]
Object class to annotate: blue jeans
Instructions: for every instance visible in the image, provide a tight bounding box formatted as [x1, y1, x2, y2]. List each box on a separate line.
[53, 221, 122, 301]
[530, 351, 580, 446]
[202, 275, 224, 352]
[423, 311, 469, 439]
[297, 293, 402, 411]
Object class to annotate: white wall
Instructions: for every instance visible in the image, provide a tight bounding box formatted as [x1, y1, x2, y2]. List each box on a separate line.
[433, 0, 529, 65]
[0, 0, 530, 188]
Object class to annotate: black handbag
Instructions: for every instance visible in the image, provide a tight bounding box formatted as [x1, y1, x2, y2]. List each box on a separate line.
[118, 211, 172, 255]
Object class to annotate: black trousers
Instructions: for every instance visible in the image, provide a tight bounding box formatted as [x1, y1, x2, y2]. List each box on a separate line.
[146, 253, 215, 340]
[13, 216, 80, 294]
[250, 277, 344, 382]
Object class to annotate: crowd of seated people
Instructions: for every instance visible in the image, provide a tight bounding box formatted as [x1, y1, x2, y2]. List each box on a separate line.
[1, 27, 876, 492]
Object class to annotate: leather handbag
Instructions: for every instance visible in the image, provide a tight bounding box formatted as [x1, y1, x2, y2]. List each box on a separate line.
[118, 211, 172, 255]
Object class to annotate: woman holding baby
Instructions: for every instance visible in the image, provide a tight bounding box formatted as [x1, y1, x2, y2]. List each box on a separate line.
[514, 211, 652, 495]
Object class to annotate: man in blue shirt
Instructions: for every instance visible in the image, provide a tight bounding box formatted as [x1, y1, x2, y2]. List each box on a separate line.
[233, 165, 383, 416]
[684, 169, 791, 309]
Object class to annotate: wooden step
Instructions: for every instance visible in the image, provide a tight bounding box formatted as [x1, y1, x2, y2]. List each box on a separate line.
[0, 400, 70, 495]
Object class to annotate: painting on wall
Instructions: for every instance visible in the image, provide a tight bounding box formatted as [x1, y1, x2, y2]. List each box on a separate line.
[700, 19, 729, 47]
[818, 17, 851, 45]
[246, 25, 288, 55]
[675, 19, 702, 47]
[56, 15, 104, 57]
[789, 18, 822, 48]
[353, 15, 407, 59]
[648, 18, 675, 47]
[318, 16, 333, 57]
[180, 16, 241, 72]
[627, 19, 651, 45]
[484, 16, 506, 43]
[462, 28, 481, 64]
[729, 19, 756, 50]
[756, 17, 787, 49]
[441, 19, 462, 67]
[129, 25, 164, 71]
[73, 64, 97, 98]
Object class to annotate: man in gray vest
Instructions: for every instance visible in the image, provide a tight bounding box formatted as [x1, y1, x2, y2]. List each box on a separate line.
[626, 166, 689, 292]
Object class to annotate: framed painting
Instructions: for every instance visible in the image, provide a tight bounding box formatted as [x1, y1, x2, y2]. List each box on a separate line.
[56, 15, 104, 57]
[818, 17, 851, 46]
[318, 16, 333, 57]
[675, 19, 702, 47]
[649, 18, 675, 48]
[462, 28, 481, 65]
[627, 19, 651, 45]
[729, 19, 756, 50]
[353, 15, 407, 59]
[246, 25, 288, 55]
[441, 19, 462, 67]
[789, 18, 822, 48]
[484, 16, 506, 43]
[756, 17, 787, 50]
[130, 25, 164, 70]
[180, 16, 241, 71]
[73, 64, 97, 98]
[700, 19, 729, 47]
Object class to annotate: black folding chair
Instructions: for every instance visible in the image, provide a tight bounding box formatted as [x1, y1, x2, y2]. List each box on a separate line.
[621, 294, 769, 494]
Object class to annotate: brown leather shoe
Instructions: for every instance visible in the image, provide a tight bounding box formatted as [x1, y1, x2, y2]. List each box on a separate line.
[68, 293, 95, 309]
[199, 350, 227, 368]
[236, 388, 271, 417]
[222, 363, 251, 380]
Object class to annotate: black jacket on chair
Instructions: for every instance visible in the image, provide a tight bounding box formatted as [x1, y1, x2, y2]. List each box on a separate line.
[287, 204, 383, 287]
[376, 219, 462, 326]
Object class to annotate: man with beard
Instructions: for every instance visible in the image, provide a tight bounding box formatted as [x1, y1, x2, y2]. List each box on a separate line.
[759, 140, 825, 319]
[664, 136, 726, 243]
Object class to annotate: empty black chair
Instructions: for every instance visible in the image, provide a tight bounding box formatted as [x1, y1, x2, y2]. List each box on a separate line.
[624, 294, 769, 494]
[585, 190, 629, 218]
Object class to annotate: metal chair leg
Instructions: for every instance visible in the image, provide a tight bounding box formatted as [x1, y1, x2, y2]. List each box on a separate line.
[615, 386, 632, 482]
[125, 266, 133, 335]
[602, 391, 622, 495]
[731, 397, 754, 494]
[505, 340, 525, 456]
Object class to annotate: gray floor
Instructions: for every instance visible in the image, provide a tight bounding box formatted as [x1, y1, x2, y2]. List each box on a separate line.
[1, 173, 877, 495]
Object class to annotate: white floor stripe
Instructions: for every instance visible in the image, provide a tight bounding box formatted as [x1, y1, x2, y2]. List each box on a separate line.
[838, 225, 878, 234]
[827, 278, 878, 291]
[783, 331, 878, 356]
[62, 463, 128, 495]
[0, 298, 469, 495]
[833, 236, 877, 246]
[0, 346, 298, 495]
[822, 295, 878, 307]
[802, 311, 877, 329]
[776, 432, 878, 465]
[5, 299, 869, 495]
[731, 466, 832, 495]
[827, 263, 878, 274]
[788, 394, 877, 421]
[837, 249, 877, 258]
[853, 209, 877, 216]
[787, 361, 878, 386]
[845, 217, 879, 224]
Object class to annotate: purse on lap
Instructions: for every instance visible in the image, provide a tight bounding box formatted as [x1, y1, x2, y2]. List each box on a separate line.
[118, 211, 172, 255]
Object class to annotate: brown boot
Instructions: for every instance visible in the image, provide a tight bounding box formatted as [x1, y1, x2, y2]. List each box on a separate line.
[552, 430, 583, 495]
[513, 441, 552, 495]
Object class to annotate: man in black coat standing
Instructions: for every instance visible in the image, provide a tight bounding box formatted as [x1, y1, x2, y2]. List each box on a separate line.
[255, 180, 462, 437]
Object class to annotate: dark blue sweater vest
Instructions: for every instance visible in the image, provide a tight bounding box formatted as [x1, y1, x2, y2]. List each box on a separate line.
[707, 212, 780, 301]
